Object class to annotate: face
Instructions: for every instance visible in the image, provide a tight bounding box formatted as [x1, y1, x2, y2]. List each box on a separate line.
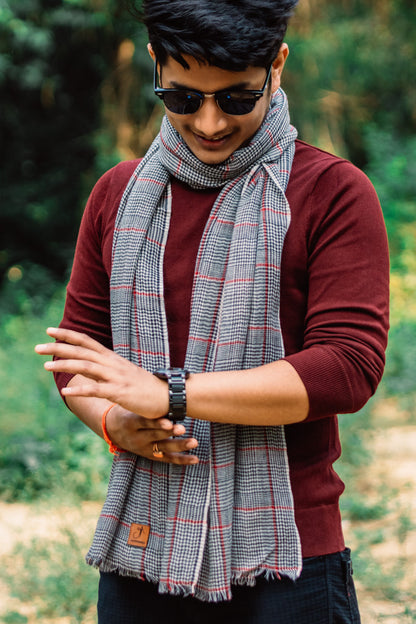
[149, 46, 288, 165]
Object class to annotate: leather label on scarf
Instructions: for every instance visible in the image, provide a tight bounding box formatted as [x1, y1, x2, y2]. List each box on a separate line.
[128, 523, 150, 548]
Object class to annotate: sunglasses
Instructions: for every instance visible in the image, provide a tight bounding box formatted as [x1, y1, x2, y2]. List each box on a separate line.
[153, 63, 272, 116]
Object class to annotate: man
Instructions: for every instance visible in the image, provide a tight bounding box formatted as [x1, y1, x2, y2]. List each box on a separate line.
[35, 1, 389, 622]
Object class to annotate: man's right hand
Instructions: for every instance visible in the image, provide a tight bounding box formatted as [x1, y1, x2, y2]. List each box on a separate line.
[105, 404, 199, 465]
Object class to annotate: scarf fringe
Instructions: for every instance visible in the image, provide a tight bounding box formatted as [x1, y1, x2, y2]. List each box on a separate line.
[230, 565, 300, 586]
[86, 555, 300, 602]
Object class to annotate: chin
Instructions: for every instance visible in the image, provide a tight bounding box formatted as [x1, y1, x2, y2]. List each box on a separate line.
[197, 153, 231, 165]
[189, 142, 237, 165]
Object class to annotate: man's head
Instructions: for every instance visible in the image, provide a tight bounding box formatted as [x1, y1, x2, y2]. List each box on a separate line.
[148, 51, 289, 164]
[134, 0, 297, 164]
[140, 0, 298, 71]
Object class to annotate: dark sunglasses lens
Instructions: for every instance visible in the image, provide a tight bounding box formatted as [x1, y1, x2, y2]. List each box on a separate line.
[160, 90, 259, 115]
[217, 93, 258, 115]
[162, 91, 201, 114]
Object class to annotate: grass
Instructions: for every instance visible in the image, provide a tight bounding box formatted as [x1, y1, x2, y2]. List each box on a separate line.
[336, 396, 416, 622]
[1, 530, 99, 624]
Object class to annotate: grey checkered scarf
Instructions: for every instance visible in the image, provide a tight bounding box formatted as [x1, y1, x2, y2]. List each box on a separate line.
[86, 88, 302, 601]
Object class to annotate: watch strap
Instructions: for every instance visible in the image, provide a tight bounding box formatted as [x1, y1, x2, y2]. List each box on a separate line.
[153, 368, 190, 422]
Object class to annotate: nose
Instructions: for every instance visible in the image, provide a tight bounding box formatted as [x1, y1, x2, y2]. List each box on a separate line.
[192, 95, 228, 137]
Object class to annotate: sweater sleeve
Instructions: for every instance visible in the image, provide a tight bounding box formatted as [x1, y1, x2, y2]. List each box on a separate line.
[283, 160, 389, 420]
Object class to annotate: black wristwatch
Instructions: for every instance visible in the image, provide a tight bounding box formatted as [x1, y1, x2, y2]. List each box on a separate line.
[153, 367, 190, 422]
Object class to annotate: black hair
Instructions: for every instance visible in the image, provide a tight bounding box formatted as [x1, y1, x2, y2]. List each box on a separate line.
[129, 0, 298, 71]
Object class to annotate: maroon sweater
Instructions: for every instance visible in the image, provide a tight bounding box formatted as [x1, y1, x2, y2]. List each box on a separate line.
[55, 140, 389, 557]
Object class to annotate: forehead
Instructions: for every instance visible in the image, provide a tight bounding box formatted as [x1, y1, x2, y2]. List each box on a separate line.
[161, 54, 266, 91]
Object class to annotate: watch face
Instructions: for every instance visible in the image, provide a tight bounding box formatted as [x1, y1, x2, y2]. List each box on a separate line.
[153, 368, 170, 380]
[154, 368, 190, 380]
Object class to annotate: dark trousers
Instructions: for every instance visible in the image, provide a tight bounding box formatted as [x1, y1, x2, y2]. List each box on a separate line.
[97, 548, 361, 624]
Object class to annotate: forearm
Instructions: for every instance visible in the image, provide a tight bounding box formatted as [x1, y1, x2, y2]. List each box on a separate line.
[38, 329, 308, 428]
[187, 359, 309, 426]
[64, 354, 309, 427]
[66, 364, 308, 427]
[65, 374, 111, 438]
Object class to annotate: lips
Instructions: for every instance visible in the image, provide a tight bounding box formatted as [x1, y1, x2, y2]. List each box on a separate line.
[193, 133, 230, 148]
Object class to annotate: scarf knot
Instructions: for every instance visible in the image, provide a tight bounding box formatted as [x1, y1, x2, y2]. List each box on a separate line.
[157, 89, 295, 189]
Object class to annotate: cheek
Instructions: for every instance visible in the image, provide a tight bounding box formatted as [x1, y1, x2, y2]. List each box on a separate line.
[164, 109, 196, 137]
[241, 109, 268, 140]
[164, 112, 183, 134]
[252, 99, 271, 132]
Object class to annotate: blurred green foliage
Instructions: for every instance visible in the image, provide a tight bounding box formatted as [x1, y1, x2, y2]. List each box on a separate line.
[364, 130, 416, 270]
[286, 0, 416, 165]
[1, 0, 415, 287]
[0, 0, 153, 285]
[0, 290, 112, 502]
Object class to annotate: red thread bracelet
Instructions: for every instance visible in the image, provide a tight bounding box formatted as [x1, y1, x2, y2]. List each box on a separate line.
[102, 403, 124, 454]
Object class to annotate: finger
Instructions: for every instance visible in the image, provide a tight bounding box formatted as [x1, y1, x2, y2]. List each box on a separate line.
[36, 342, 110, 364]
[155, 452, 199, 465]
[156, 437, 198, 456]
[132, 416, 185, 436]
[156, 436, 199, 464]
[127, 425, 189, 449]
[61, 379, 114, 399]
[172, 423, 187, 437]
[120, 425, 180, 448]
[45, 359, 111, 382]
[45, 327, 108, 354]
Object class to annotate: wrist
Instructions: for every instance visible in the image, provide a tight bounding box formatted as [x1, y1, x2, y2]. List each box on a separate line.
[153, 367, 190, 422]
[102, 403, 125, 454]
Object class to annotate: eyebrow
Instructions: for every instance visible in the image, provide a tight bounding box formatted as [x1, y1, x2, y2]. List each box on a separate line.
[169, 79, 252, 92]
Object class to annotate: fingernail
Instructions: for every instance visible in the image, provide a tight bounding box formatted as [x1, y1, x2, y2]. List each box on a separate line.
[161, 420, 174, 430]
[169, 424, 182, 435]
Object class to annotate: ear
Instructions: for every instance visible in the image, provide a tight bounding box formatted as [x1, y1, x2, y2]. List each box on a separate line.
[271, 43, 289, 92]
[147, 43, 156, 62]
